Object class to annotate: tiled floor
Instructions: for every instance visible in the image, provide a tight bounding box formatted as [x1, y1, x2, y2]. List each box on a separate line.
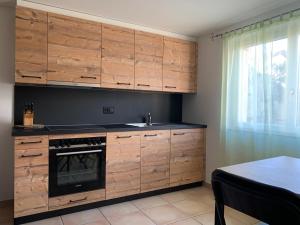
[0, 186, 268, 225]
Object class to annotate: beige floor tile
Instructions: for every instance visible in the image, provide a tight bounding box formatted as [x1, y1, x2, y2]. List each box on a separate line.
[225, 207, 259, 225]
[100, 202, 139, 220]
[142, 204, 188, 225]
[61, 209, 108, 225]
[169, 218, 202, 225]
[194, 212, 247, 225]
[160, 191, 191, 203]
[183, 187, 213, 197]
[132, 196, 169, 209]
[22, 217, 63, 225]
[172, 199, 213, 216]
[107, 211, 155, 225]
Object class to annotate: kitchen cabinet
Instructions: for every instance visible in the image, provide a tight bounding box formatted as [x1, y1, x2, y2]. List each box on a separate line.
[14, 136, 49, 217]
[47, 13, 101, 87]
[135, 31, 163, 91]
[106, 131, 141, 199]
[15, 7, 47, 84]
[140, 130, 170, 192]
[101, 24, 135, 89]
[170, 129, 205, 186]
[163, 37, 197, 93]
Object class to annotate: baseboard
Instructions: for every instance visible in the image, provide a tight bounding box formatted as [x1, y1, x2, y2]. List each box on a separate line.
[14, 182, 202, 225]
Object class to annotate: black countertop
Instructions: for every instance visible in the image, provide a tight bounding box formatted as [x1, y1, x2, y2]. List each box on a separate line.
[12, 123, 207, 137]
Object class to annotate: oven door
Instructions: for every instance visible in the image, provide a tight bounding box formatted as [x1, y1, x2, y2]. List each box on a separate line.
[49, 147, 105, 197]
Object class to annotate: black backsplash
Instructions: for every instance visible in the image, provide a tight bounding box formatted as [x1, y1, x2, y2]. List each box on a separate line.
[14, 85, 182, 125]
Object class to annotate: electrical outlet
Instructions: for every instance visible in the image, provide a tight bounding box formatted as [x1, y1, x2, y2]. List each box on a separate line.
[103, 106, 114, 114]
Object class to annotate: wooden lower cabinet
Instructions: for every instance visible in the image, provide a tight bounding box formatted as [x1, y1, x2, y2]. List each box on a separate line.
[14, 135, 49, 217]
[140, 130, 170, 192]
[13, 128, 205, 217]
[105, 132, 141, 199]
[49, 189, 105, 210]
[170, 129, 205, 186]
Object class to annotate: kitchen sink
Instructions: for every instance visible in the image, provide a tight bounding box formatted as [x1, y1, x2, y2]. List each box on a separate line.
[125, 123, 169, 127]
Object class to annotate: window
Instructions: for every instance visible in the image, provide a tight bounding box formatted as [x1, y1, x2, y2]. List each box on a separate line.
[230, 35, 300, 135]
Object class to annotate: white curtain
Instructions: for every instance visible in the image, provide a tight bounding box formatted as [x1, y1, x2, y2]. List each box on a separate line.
[221, 11, 300, 164]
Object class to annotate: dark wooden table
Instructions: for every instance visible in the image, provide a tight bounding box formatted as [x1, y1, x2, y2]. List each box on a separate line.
[212, 156, 300, 225]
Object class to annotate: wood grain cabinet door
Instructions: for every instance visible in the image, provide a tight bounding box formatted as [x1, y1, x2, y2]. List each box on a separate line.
[15, 6, 47, 84]
[101, 24, 134, 89]
[135, 31, 163, 91]
[48, 13, 101, 87]
[170, 129, 204, 186]
[163, 38, 197, 93]
[140, 130, 170, 192]
[14, 136, 49, 218]
[106, 132, 141, 199]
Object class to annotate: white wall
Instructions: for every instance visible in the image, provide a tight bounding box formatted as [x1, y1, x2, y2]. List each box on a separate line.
[182, 37, 225, 183]
[182, 1, 300, 184]
[0, 5, 15, 201]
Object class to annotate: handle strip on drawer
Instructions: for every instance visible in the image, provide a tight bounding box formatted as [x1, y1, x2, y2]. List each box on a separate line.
[116, 135, 132, 139]
[173, 133, 185, 136]
[117, 82, 131, 85]
[56, 149, 103, 156]
[69, 197, 87, 204]
[20, 153, 43, 158]
[80, 76, 97, 79]
[20, 140, 42, 145]
[21, 75, 42, 79]
[165, 86, 176, 89]
[137, 84, 150, 87]
[144, 134, 158, 137]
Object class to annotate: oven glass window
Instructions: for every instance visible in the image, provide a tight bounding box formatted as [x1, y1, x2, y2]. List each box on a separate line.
[57, 152, 100, 186]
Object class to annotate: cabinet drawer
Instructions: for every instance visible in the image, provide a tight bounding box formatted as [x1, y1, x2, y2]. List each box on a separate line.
[15, 136, 48, 151]
[49, 189, 105, 210]
[15, 148, 48, 168]
[141, 130, 170, 192]
[14, 165, 48, 217]
[106, 131, 141, 199]
[170, 128, 205, 186]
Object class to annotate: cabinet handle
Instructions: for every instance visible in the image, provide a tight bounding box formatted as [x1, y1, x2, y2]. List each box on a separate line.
[69, 197, 87, 204]
[165, 86, 176, 89]
[21, 75, 42, 79]
[20, 153, 43, 158]
[116, 135, 132, 139]
[80, 76, 97, 79]
[137, 84, 150, 87]
[144, 134, 158, 137]
[117, 82, 131, 86]
[20, 140, 42, 145]
[173, 133, 185, 136]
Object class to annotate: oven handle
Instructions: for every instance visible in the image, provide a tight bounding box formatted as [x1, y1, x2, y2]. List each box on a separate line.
[56, 149, 103, 156]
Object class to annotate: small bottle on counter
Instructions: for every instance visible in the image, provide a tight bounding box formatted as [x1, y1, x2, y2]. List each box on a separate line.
[23, 102, 34, 127]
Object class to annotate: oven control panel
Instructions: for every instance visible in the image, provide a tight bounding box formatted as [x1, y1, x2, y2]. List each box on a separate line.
[49, 137, 106, 150]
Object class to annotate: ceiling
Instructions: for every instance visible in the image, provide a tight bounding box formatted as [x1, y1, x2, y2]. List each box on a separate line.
[21, 0, 299, 37]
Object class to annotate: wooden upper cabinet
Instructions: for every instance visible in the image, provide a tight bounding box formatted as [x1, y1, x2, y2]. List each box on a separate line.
[170, 129, 204, 186]
[47, 13, 101, 87]
[163, 37, 197, 93]
[106, 131, 141, 199]
[15, 7, 47, 84]
[135, 31, 163, 91]
[141, 130, 170, 192]
[101, 24, 135, 89]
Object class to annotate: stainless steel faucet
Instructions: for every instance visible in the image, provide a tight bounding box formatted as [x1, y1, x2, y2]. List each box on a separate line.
[146, 112, 152, 126]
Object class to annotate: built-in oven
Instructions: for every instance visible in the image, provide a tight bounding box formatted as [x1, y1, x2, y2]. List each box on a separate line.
[49, 135, 106, 197]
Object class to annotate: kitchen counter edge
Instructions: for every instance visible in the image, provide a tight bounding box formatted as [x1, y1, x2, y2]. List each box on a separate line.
[12, 123, 208, 137]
